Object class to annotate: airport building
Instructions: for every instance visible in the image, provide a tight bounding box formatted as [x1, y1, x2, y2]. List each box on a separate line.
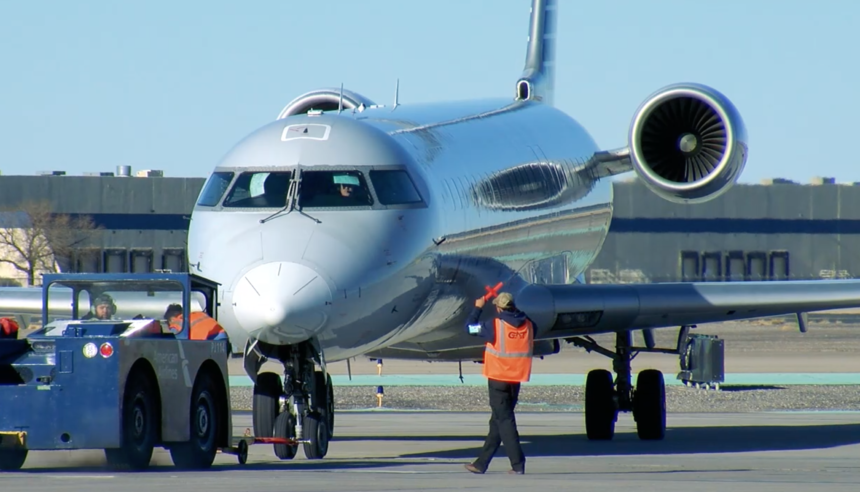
[0, 167, 205, 286]
[1, 168, 858, 286]
[589, 176, 860, 284]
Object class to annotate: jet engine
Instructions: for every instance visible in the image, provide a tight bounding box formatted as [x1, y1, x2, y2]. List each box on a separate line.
[277, 87, 377, 119]
[627, 83, 748, 203]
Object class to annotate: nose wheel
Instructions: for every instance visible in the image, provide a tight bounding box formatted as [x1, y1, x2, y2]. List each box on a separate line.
[248, 340, 333, 461]
[252, 372, 282, 439]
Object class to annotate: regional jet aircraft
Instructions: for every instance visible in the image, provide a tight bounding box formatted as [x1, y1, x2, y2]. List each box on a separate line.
[4, 0, 860, 461]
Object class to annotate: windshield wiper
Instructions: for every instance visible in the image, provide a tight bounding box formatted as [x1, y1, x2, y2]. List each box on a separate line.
[260, 166, 320, 224]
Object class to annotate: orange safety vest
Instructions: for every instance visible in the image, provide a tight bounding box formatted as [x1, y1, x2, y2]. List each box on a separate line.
[482, 317, 534, 383]
[169, 312, 225, 341]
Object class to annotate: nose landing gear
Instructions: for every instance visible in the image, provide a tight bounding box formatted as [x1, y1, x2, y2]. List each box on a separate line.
[248, 339, 333, 460]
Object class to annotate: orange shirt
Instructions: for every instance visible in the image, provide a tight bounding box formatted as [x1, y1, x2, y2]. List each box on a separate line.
[169, 312, 226, 341]
[1, 317, 19, 339]
[482, 317, 534, 383]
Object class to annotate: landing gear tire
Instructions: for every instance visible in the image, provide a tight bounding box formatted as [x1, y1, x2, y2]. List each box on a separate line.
[0, 450, 27, 471]
[253, 372, 282, 438]
[326, 373, 334, 439]
[313, 371, 335, 440]
[105, 370, 158, 471]
[301, 411, 329, 460]
[633, 369, 666, 440]
[585, 369, 616, 440]
[170, 371, 221, 470]
[273, 411, 297, 460]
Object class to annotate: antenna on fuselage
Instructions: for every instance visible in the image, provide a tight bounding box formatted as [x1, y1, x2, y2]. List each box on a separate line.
[392, 78, 400, 111]
[337, 83, 344, 114]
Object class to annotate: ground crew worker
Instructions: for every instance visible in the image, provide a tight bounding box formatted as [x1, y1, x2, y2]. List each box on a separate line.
[0, 317, 19, 339]
[463, 291, 535, 475]
[163, 303, 228, 343]
[81, 293, 117, 320]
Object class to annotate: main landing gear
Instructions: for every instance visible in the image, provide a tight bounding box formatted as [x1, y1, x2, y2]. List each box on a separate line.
[568, 327, 695, 441]
[249, 339, 334, 460]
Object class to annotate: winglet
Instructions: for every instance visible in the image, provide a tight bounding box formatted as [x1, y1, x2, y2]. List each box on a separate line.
[516, 0, 557, 106]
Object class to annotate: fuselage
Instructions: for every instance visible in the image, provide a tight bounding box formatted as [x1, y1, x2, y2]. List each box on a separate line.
[187, 97, 613, 361]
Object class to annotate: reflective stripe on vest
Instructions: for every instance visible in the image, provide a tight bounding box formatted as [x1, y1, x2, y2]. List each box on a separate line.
[484, 318, 534, 358]
[482, 317, 534, 383]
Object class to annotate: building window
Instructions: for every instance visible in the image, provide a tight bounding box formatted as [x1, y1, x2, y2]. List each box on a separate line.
[162, 248, 186, 272]
[130, 248, 153, 273]
[769, 251, 790, 280]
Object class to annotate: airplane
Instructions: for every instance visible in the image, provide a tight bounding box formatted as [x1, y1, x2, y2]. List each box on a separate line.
[5, 0, 860, 462]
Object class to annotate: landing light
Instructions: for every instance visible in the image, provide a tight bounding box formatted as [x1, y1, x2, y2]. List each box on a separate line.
[99, 342, 114, 358]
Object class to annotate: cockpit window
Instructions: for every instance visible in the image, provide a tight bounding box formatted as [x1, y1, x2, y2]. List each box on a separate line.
[196, 171, 234, 207]
[222, 171, 293, 208]
[298, 170, 373, 208]
[369, 170, 423, 205]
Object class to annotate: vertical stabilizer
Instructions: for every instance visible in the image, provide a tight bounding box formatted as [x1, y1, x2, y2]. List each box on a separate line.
[516, 0, 557, 106]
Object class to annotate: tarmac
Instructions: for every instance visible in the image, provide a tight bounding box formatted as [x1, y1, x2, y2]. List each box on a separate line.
[6, 412, 860, 491]
[4, 319, 860, 490]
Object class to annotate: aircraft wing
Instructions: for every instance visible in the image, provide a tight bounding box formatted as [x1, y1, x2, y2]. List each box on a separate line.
[523, 279, 860, 339]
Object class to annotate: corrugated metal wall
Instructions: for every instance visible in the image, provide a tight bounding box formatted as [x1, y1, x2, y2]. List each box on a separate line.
[0, 175, 206, 277]
[3, 174, 859, 283]
[590, 179, 860, 283]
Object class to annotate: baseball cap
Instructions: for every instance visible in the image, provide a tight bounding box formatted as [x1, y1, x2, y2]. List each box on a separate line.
[492, 292, 514, 309]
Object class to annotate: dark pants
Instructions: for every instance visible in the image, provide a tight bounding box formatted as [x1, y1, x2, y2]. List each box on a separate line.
[472, 378, 525, 472]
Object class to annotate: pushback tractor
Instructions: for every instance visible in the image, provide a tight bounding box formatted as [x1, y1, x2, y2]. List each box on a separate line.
[0, 272, 304, 471]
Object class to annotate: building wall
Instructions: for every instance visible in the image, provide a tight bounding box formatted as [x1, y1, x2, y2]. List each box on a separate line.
[0, 175, 206, 284]
[3, 173, 859, 286]
[589, 179, 860, 283]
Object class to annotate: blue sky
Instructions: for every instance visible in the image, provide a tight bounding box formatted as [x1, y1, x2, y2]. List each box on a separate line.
[0, 0, 856, 184]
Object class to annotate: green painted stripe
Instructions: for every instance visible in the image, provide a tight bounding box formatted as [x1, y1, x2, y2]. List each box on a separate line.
[228, 373, 860, 387]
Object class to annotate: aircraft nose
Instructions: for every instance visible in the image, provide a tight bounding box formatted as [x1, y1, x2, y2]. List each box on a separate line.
[232, 262, 333, 342]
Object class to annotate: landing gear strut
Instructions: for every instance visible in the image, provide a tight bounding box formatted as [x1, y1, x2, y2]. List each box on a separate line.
[249, 339, 332, 459]
[569, 328, 685, 441]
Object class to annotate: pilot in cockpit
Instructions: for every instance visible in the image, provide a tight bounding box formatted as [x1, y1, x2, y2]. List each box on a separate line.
[257, 173, 291, 207]
[334, 174, 360, 200]
[81, 293, 117, 321]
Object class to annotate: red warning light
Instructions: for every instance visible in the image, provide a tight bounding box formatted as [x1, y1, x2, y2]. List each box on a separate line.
[99, 342, 114, 358]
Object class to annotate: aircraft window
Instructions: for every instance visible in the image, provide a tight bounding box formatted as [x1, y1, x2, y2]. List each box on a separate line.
[196, 172, 234, 207]
[369, 170, 423, 205]
[222, 171, 293, 208]
[298, 170, 373, 208]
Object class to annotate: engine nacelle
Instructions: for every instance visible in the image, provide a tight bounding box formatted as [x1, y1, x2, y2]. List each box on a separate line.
[277, 87, 377, 119]
[628, 83, 748, 203]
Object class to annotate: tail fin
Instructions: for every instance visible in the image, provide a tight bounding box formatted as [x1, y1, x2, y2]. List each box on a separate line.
[516, 0, 557, 106]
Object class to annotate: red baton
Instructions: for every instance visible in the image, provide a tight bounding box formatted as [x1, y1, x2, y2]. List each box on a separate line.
[482, 282, 504, 301]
